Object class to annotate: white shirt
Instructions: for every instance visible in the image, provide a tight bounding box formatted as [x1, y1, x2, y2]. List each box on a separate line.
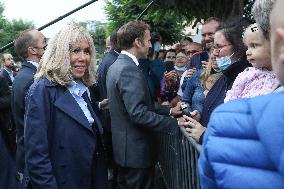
[4, 68, 14, 82]
[121, 50, 139, 66]
[27, 60, 39, 69]
[67, 81, 94, 125]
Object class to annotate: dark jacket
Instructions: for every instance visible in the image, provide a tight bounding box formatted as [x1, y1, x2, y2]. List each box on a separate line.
[11, 61, 37, 173]
[106, 54, 178, 168]
[0, 73, 15, 154]
[24, 77, 107, 189]
[200, 60, 250, 130]
[1, 69, 16, 87]
[0, 75, 17, 188]
[199, 92, 284, 189]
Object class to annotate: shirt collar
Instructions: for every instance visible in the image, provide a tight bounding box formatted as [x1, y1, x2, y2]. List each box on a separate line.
[27, 60, 39, 69]
[121, 50, 139, 66]
[4, 67, 12, 74]
[67, 80, 88, 97]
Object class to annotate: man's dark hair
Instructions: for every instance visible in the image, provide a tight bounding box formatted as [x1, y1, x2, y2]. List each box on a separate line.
[117, 21, 150, 50]
[14, 29, 37, 60]
[110, 28, 120, 52]
[216, 16, 249, 60]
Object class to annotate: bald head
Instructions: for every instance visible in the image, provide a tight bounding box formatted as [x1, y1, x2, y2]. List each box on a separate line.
[14, 29, 46, 62]
[270, 0, 284, 84]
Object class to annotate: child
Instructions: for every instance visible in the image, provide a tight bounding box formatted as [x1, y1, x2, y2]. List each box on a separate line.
[224, 23, 279, 102]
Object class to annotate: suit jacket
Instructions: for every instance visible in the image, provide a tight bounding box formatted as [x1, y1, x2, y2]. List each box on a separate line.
[106, 53, 179, 168]
[0, 73, 15, 154]
[1, 69, 15, 87]
[96, 50, 119, 132]
[24, 77, 106, 189]
[11, 61, 37, 173]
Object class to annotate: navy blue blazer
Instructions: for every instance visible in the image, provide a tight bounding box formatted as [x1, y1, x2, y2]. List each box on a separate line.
[11, 61, 37, 173]
[96, 50, 119, 133]
[1, 69, 16, 87]
[24, 77, 106, 189]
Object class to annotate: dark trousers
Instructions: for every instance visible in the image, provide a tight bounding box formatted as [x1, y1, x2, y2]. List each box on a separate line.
[117, 166, 155, 189]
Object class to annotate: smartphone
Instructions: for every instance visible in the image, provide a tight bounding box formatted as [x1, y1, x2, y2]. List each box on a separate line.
[165, 61, 175, 72]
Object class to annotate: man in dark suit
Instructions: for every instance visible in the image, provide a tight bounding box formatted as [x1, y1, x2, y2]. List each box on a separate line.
[106, 20, 190, 189]
[96, 29, 120, 132]
[0, 75, 17, 188]
[93, 29, 120, 188]
[11, 29, 46, 186]
[1, 53, 16, 87]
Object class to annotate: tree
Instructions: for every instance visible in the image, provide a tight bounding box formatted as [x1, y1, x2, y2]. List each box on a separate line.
[0, 1, 34, 57]
[105, 0, 254, 45]
[156, 0, 254, 25]
[79, 20, 108, 60]
[105, 0, 186, 45]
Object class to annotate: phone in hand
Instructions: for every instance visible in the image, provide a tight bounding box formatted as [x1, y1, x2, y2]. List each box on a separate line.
[165, 61, 175, 72]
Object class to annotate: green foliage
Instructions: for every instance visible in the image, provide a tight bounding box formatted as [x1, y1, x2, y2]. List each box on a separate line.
[79, 20, 108, 61]
[105, 0, 254, 45]
[0, 1, 34, 60]
[105, 0, 186, 45]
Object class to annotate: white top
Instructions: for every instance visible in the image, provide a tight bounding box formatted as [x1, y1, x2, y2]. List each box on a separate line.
[67, 80, 94, 125]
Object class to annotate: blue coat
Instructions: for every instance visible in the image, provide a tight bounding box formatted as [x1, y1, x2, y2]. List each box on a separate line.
[24, 77, 107, 189]
[199, 92, 284, 189]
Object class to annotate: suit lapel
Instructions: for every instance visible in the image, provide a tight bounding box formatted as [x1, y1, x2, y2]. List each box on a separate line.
[82, 92, 103, 134]
[54, 89, 94, 133]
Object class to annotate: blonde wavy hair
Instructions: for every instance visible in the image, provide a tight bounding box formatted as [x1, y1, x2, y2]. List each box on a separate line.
[200, 50, 222, 93]
[35, 23, 96, 87]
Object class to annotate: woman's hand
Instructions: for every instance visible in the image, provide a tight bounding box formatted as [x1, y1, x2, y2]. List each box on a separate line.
[165, 71, 177, 81]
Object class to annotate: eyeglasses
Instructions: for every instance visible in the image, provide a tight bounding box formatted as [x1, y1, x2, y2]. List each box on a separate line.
[33, 45, 47, 51]
[212, 44, 231, 55]
[166, 56, 176, 59]
[176, 56, 187, 60]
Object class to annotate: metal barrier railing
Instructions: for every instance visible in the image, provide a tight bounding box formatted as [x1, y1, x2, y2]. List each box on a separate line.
[158, 127, 201, 189]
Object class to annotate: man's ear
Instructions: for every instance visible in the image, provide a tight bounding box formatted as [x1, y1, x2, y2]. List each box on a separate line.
[28, 47, 37, 55]
[277, 28, 284, 41]
[134, 38, 142, 48]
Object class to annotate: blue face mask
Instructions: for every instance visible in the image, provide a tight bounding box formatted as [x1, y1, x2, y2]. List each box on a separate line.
[214, 53, 234, 72]
[174, 65, 187, 72]
[153, 41, 161, 53]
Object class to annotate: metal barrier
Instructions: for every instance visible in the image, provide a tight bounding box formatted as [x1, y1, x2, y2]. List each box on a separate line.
[158, 127, 201, 189]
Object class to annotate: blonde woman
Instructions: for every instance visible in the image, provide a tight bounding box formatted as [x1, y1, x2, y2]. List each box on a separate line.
[24, 23, 108, 189]
[181, 50, 222, 115]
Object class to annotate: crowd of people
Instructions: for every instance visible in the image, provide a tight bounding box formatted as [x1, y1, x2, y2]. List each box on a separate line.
[0, 0, 284, 188]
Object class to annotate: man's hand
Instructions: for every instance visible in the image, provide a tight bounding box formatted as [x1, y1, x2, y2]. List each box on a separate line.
[183, 115, 206, 143]
[99, 99, 109, 109]
[170, 102, 182, 117]
[190, 110, 201, 122]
